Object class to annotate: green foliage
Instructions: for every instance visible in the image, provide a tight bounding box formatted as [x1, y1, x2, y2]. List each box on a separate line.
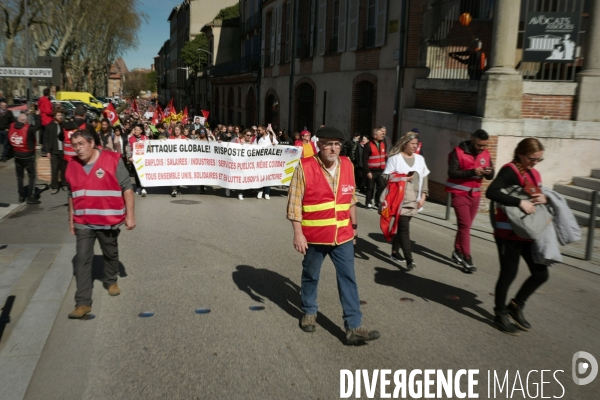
[181, 33, 210, 74]
[214, 4, 240, 21]
[145, 71, 158, 92]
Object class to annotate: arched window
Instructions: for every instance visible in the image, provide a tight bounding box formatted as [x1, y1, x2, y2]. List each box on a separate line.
[246, 87, 257, 127]
[351, 76, 377, 137]
[265, 92, 280, 128]
[295, 82, 314, 133]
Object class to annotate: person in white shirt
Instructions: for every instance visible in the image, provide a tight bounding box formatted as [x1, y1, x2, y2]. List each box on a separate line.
[255, 125, 278, 199]
[383, 131, 430, 270]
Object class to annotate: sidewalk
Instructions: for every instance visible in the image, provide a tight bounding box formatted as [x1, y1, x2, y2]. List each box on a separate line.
[356, 192, 600, 272]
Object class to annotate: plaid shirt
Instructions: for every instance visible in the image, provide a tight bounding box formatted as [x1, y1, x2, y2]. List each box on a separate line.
[286, 155, 357, 222]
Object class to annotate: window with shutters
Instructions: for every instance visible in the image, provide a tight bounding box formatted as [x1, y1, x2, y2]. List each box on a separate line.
[296, 0, 313, 58]
[331, 0, 340, 53]
[365, 0, 376, 48]
[295, 82, 315, 133]
[347, 0, 359, 51]
[264, 11, 273, 66]
[281, 2, 288, 62]
[285, 1, 292, 61]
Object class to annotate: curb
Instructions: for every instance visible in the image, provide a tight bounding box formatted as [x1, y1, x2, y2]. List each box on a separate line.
[415, 213, 600, 276]
[0, 203, 27, 224]
[0, 239, 74, 400]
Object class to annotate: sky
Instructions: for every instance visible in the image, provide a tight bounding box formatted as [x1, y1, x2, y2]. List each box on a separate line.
[122, 0, 181, 70]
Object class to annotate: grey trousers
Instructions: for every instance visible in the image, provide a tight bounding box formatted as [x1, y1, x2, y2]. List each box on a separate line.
[74, 228, 121, 306]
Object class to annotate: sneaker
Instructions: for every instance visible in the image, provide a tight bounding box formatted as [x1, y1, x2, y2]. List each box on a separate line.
[345, 326, 381, 345]
[264, 194, 270, 200]
[507, 300, 531, 331]
[451, 250, 464, 265]
[136, 188, 141, 195]
[68, 305, 92, 319]
[300, 314, 317, 332]
[407, 261, 417, 271]
[390, 251, 405, 263]
[18, 196, 25, 203]
[462, 255, 477, 273]
[107, 283, 120, 296]
[51, 188, 60, 194]
[257, 191, 263, 199]
[171, 190, 177, 197]
[238, 194, 244, 200]
[494, 311, 521, 336]
[141, 189, 147, 197]
[366, 203, 373, 210]
[26, 197, 41, 205]
[225, 189, 230, 197]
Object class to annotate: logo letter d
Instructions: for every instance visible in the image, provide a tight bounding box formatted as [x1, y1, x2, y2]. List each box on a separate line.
[572, 351, 598, 385]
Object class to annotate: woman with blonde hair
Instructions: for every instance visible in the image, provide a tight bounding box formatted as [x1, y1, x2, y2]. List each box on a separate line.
[382, 131, 430, 270]
[486, 137, 548, 336]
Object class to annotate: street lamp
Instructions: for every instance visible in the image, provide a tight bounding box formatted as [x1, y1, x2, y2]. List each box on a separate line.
[197, 48, 213, 67]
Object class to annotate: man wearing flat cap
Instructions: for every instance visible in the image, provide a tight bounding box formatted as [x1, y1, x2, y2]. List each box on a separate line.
[287, 126, 380, 345]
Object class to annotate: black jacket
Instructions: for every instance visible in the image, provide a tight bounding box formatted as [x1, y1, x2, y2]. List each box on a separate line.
[59, 118, 101, 147]
[447, 140, 494, 180]
[44, 121, 63, 155]
[0, 109, 16, 130]
[11, 121, 40, 158]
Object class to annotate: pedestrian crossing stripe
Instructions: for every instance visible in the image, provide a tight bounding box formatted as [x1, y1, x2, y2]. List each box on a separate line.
[136, 164, 144, 171]
[281, 176, 293, 184]
[284, 166, 295, 175]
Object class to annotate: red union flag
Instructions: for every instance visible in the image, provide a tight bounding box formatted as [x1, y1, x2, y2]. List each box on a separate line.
[103, 103, 121, 126]
[201, 109, 210, 120]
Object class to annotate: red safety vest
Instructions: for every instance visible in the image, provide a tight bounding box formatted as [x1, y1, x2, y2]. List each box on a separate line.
[8, 122, 35, 153]
[446, 146, 491, 197]
[63, 121, 87, 160]
[66, 151, 126, 227]
[300, 156, 355, 245]
[367, 141, 386, 170]
[494, 163, 542, 241]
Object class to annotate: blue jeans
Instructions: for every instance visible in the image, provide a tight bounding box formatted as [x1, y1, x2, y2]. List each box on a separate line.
[261, 186, 271, 195]
[301, 241, 362, 329]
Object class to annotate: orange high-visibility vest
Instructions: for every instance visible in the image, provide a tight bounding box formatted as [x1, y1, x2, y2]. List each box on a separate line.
[300, 156, 355, 245]
[367, 141, 386, 169]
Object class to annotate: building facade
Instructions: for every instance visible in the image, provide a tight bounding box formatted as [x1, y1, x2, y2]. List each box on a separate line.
[108, 58, 129, 98]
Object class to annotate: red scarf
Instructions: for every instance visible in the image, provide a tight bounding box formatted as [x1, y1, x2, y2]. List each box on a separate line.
[380, 173, 408, 242]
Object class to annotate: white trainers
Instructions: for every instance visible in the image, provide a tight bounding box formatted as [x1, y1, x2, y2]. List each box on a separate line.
[257, 191, 263, 199]
[264, 194, 270, 200]
[366, 203, 373, 209]
[238, 194, 244, 200]
[141, 189, 147, 197]
[171, 190, 177, 197]
[225, 189, 230, 197]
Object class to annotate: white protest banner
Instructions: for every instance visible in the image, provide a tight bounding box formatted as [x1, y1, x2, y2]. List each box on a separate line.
[132, 140, 301, 188]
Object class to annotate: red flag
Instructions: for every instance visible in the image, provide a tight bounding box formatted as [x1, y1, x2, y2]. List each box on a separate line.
[170, 103, 177, 117]
[152, 110, 160, 125]
[182, 106, 189, 125]
[103, 103, 121, 127]
[156, 104, 163, 123]
[201, 109, 210, 121]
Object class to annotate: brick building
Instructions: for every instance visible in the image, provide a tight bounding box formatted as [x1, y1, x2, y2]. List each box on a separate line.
[108, 58, 128, 98]
[253, 0, 600, 209]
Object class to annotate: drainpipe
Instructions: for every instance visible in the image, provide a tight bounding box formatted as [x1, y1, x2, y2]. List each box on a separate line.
[288, 0, 298, 133]
[393, 0, 409, 144]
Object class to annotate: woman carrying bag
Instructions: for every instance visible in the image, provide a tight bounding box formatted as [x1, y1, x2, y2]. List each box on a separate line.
[381, 132, 429, 271]
[486, 138, 549, 336]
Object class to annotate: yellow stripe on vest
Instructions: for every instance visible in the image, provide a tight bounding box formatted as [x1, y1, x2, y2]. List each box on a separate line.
[335, 204, 351, 211]
[302, 201, 335, 212]
[301, 218, 337, 227]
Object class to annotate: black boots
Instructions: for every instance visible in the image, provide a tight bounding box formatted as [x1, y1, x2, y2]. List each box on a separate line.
[494, 311, 521, 336]
[508, 300, 531, 331]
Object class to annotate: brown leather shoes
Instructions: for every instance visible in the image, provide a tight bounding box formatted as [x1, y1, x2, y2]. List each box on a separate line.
[107, 283, 120, 296]
[68, 305, 92, 319]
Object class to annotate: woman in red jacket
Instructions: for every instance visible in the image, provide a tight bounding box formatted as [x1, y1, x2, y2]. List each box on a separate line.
[486, 138, 548, 336]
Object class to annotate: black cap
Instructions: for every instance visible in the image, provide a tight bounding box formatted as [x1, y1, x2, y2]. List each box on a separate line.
[316, 126, 348, 141]
[74, 105, 86, 116]
[411, 127, 420, 133]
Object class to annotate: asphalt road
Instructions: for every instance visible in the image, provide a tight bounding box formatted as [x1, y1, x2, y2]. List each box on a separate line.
[1, 180, 599, 399]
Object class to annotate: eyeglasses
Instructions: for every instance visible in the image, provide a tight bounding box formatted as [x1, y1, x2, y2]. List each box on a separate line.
[319, 141, 342, 149]
[72, 142, 89, 150]
[527, 157, 544, 163]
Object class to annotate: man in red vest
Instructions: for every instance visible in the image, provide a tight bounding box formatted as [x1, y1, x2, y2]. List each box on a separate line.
[287, 126, 380, 346]
[9, 112, 41, 204]
[37, 88, 54, 155]
[60, 105, 100, 160]
[362, 127, 387, 209]
[65, 129, 136, 319]
[446, 129, 494, 273]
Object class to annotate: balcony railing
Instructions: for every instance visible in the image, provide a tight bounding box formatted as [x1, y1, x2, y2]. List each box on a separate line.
[208, 54, 261, 78]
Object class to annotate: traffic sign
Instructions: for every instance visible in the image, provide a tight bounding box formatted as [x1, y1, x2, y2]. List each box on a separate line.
[0, 67, 53, 78]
